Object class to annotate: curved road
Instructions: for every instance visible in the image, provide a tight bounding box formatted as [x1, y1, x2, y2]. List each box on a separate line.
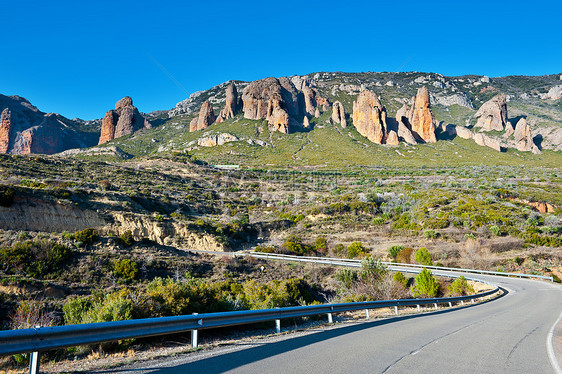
[116, 273, 562, 374]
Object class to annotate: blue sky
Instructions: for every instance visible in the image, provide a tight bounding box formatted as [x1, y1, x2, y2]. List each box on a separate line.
[1, 0, 560, 120]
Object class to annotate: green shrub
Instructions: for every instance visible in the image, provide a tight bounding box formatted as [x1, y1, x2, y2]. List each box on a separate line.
[74, 228, 99, 245]
[333, 243, 346, 257]
[489, 225, 502, 236]
[423, 230, 438, 239]
[335, 269, 358, 290]
[282, 235, 313, 255]
[314, 236, 328, 254]
[414, 247, 433, 266]
[113, 259, 139, 281]
[254, 245, 278, 253]
[411, 268, 440, 297]
[360, 257, 388, 282]
[393, 272, 409, 289]
[119, 230, 135, 247]
[372, 216, 385, 225]
[0, 240, 72, 277]
[347, 242, 369, 259]
[388, 245, 404, 261]
[448, 276, 475, 296]
[63, 289, 133, 324]
[20, 179, 46, 188]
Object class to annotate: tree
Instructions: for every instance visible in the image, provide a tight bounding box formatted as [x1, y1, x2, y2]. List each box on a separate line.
[414, 247, 432, 266]
[411, 268, 440, 297]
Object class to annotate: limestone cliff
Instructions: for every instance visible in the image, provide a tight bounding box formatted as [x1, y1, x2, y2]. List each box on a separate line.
[242, 78, 291, 133]
[408, 86, 437, 143]
[216, 83, 238, 123]
[189, 100, 216, 132]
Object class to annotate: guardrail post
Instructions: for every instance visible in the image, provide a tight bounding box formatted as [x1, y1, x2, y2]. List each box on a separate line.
[394, 306, 398, 315]
[29, 351, 40, 374]
[471, 298, 474, 304]
[275, 319, 281, 333]
[192, 313, 199, 348]
[448, 302, 452, 308]
[327, 313, 333, 323]
[434, 303, 438, 310]
[461, 300, 464, 306]
[417, 305, 420, 312]
[365, 309, 370, 319]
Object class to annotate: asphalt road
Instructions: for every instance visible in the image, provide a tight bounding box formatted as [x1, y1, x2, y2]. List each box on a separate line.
[114, 273, 562, 374]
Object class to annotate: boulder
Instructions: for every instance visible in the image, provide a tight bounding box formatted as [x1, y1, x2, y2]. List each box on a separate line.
[408, 86, 437, 143]
[197, 133, 238, 147]
[331, 101, 347, 128]
[314, 107, 321, 118]
[98, 96, 151, 144]
[386, 130, 399, 146]
[395, 104, 417, 145]
[0, 108, 12, 153]
[352, 90, 387, 144]
[504, 121, 515, 138]
[514, 118, 541, 153]
[474, 94, 508, 131]
[455, 126, 473, 139]
[473, 133, 502, 152]
[216, 83, 238, 123]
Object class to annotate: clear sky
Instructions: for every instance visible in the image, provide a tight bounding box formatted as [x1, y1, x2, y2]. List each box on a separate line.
[1, 0, 560, 120]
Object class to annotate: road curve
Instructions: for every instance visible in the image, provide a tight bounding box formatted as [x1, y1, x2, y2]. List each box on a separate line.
[115, 273, 562, 374]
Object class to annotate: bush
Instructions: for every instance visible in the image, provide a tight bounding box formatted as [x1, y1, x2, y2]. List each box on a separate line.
[335, 269, 358, 290]
[388, 245, 404, 261]
[0, 240, 72, 277]
[448, 276, 475, 296]
[411, 268, 440, 297]
[414, 247, 433, 266]
[360, 257, 388, 282]
[393, 272, 409, 289]
[395, 247, 414, 264]
[314, 236, 328, 254]
[74, 228, 99, 245]
[333, 243, 346, 257]
[119, 230, 135, 247]
[371, 217, 385, 225]
[347, 242, 369, 259]
[282, 235, 313, 255]
[489, 225, 502, 236]
[113, 259, 139, 281]
[423, 230, 438, 239]
[63, 289, 134, 324]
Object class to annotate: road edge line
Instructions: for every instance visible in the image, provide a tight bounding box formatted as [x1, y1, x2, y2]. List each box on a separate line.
[547, 308, 562, 374]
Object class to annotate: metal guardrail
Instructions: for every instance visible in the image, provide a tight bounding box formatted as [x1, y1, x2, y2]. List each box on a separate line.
[0, 253, 504, 373]
[248, 252, 554, 282]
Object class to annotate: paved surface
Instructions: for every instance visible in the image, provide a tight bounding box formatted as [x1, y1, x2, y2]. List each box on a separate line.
[112, 274, 562, 374]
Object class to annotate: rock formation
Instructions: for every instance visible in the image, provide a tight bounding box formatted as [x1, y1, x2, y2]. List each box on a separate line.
[395, 104, 417, 145]
[98, 96, 151, 144]
[189, 100, 215, 132]
[474, 94, 508, 131]
[408, 87, 437, 143]
[331, 101, 347, 127]
[197, 133, 238, 147]
[547, 85, 562, 100]
[386, 131, 399, 146]
[514, 118, 540, 154]
[303, 85, 317, 116]
[473, 133, 502, 152]
[241, 78, 291, 134]
[352, 90, 387, 144]
[0, 108, 11, 153]
[215, 83, 238, 123]
[303, 116, 310, 129]
[314, 107, 321, 118]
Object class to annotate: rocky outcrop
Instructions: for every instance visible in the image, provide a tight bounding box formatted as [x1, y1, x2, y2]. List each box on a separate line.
[303, 85, 317, 116]
[331, 101, 346, 127]
[197, 133, 238, 147]
[0, 108, 11, 153]
[386, 131, 399, 146]
[189, 100, 215, 132]
[352, 90, 387, 144]
[216, 83, 238, 123]
[98, 96, 151, 144]
[395, 104, 417, 145]
[455, 125, 473, 139]
[111, 212, 226, 250]
[504, 121, 515, 138]
[514, 118, 540, 154]
[474, 94, 508, 131]
[547, 85, 562, 100]
[242, 78, 291, 133]
[408, 86, 437, 143]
